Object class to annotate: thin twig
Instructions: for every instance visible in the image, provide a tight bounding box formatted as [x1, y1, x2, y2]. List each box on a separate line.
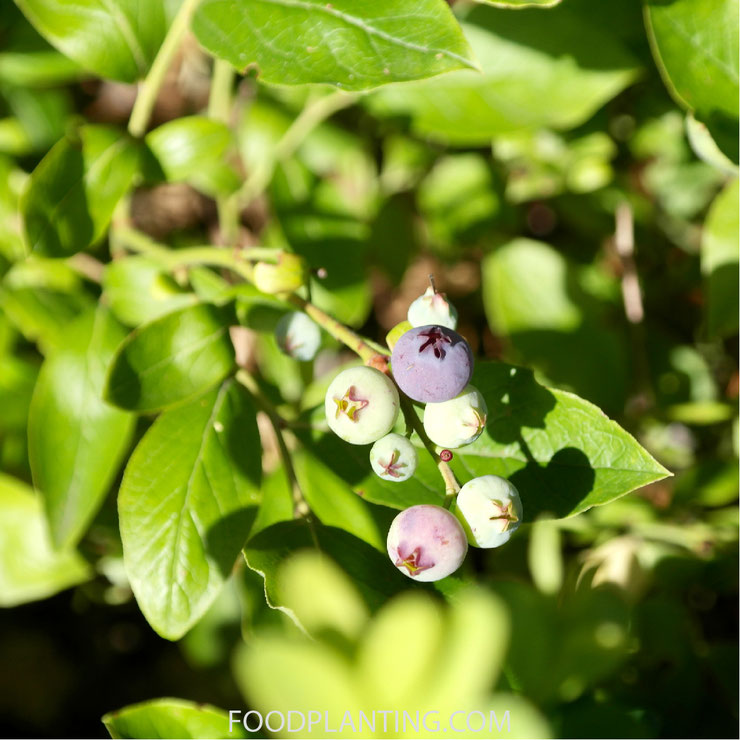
[235, 369, 310, 519]
[127, 0, 202, 137]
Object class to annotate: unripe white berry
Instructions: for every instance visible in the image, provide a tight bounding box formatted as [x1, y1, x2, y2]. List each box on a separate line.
[423, 384, 487, 449]
[455, 475, 523, 548]
[369, 433, 418, 482]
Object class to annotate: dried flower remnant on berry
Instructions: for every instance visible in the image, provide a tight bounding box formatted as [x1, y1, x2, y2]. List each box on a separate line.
[394, 544, 434, 576]
[418, 327, 452, 359]
[333, 386, 369, 422]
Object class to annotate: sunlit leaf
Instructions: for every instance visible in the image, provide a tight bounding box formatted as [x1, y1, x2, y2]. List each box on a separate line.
[119, 380, 261, 640]
[192, 0, 477, 90]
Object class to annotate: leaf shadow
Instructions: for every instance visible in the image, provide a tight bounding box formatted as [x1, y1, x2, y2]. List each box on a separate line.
[474, 362, 557, 445]
[205, 505, 259, 579]
[511, 442, 596, 520]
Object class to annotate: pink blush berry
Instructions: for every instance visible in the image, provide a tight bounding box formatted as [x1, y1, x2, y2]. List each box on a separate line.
[386, 504, 468, 582]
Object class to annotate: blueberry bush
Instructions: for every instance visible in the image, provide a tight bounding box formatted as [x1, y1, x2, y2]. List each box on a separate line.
[0, 0, 737, 738]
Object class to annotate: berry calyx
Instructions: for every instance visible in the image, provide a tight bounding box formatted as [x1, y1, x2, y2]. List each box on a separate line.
[333, 386, 368, 421]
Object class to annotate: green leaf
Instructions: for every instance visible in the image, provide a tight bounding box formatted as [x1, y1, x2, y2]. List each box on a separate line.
[481, 238, 629, 413]
[119, 380, 261, 640]
[367, 4, 639, 145]
[21, 125, 140, 257]
[297, 429, 446, 511]
[13, 0, 184, 83]
[445, 362, 671, 520]
[292, 450, 384, 550]
[145, 116, 240, 197]
[244, 521, 407, 618]
[104, 303, 236, 413]
[0, 473, 91, 606]
[28, 306, 135, 549]
[0, 285, 92, 354]
[645, 0, 739, 119]
[192, 0, 477, 90]
[474, 0, 561, 6]
[103, 256, 197, 327]
[102, 698, 247, 739]
[701, 178, 739, 337]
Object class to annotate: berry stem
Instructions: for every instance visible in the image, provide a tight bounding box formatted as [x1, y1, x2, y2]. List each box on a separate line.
[235, 369, 310, 520]
[399, 395, 461, 498]
[286, 294, 384, 363]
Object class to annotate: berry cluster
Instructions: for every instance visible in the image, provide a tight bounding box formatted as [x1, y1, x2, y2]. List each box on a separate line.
[320, 283, 523, 582]
[275, 283, 523, 583]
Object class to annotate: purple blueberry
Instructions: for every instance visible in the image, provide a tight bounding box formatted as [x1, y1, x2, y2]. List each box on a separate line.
[386, 504, 468, 582]
[390, 325, 473, 403]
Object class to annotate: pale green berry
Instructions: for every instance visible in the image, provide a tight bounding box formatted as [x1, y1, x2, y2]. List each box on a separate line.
[324, 366, 400, 445]
[370, 433, 418, 482]
[407, 286, 458, 330]
[275, 311, 321, 361]
[455, 475, 523, 548]
[423, 384, 487, 449]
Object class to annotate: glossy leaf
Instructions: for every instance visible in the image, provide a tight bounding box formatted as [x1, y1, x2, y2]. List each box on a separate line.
[13, 0, 184, 83]
[297, 429, 446, 511]
[28, 306, 135, 549]
[367, 5, 639, 145]
[104, 303, 236, 413]
[145, 116, 240, 197]
[701, 178, 739, 337]
[445, 362, 671, 520]
[645, 0, 739, 119]
[103, 698, 247, 739]
[119, 380, 261, 640]
[291, 450, 384, 550]
[0, 473, 91, 606]
[21, 125, 140, 257]
[192, 0, 477, 90]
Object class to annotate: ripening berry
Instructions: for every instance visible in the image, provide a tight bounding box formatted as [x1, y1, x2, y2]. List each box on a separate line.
[423, 385, 488, 449]
[455, 475, 523, 548]
[275, 311, 321, 361]
[369, 433, 418, 482]
[390, 325, 473, 403]
[253, 253, 308, 294]
[324, 366, 400, 445]
[408, 286, 458, 330]
[387, 505, 467, 581]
